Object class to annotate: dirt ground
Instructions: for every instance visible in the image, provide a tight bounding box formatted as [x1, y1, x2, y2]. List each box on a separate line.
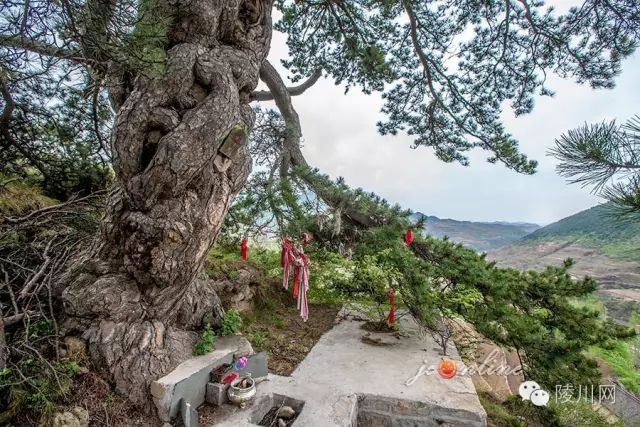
[240, 284, 341, 375]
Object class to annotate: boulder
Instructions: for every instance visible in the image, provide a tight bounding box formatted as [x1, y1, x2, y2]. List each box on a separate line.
[52, 407, 89, 427]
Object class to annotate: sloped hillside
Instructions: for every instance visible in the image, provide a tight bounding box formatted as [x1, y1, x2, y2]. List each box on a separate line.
[490, 203, 640, 324]
[520, 203, 640, 261]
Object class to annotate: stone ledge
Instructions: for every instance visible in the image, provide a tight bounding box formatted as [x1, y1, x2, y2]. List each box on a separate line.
[151, 335, 253, 422]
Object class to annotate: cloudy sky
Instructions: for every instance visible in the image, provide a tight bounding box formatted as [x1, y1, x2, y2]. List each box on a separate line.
[259, 27, 640, 226]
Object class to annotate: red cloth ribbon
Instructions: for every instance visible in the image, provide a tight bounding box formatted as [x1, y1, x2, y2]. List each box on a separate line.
[222, 372, 238, 384]
[240, 238, 248, 261]
[293, 268, 300, 298]
[388, 288, 395, 325]
[404, 229, 414, 245]
[281, 239, 310, 322]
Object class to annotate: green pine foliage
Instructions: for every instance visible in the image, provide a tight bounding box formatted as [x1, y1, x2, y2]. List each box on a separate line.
[337, 221, 635, 389]
[227, 158, 637, 391]
[551, 116, 640, 219]
[481, 393, 626, 427]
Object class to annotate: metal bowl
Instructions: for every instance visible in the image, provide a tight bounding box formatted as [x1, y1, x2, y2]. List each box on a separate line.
[227, 375, 256, 408]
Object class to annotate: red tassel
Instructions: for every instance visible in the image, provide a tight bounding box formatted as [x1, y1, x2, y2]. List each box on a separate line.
[293, 269, 299, 298]
[404, 229, 414, 245]
[240, 238, 248, 261]
[388, 288, 395, 325]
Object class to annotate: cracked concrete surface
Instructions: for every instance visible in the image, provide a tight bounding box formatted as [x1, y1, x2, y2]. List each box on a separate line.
[210, 307, 486, 426]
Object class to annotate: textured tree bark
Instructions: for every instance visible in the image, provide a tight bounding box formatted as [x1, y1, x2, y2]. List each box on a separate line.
[0, 317, 6, 370]
[62, 0, 273, 412]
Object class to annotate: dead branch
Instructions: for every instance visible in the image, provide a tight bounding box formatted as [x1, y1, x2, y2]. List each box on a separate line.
[18, 238, 54, 299]
[4, 190, 106, 225]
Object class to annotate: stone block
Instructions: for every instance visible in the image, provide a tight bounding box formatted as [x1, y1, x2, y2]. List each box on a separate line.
[359, 396, 393, 413]
[237, 351, 268, 380]
[151, 335, 253, 422]
[206, 382, 229, 406]
[357, 410, 393, 427]
[181, 399, 198, 427]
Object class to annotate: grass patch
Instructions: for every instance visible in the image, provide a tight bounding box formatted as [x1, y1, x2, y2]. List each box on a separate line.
[0, 175, 57, 217]
[480, 393, 624, 427]
[591, 335, 640, 394]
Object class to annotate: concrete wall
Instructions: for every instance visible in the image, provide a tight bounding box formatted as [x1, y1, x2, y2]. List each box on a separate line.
[602, 380, 640, 426]
[355, 395, 486, 427]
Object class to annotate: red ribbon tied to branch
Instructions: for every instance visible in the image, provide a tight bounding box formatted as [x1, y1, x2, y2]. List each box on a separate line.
[404, 229, 414, 245]
[280, 239, 310, 322]
[240, 238, 248, 261]
[388, 288, 395, 325]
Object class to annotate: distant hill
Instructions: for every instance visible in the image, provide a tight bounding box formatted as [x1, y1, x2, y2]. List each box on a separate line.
[520, 203, 640, 261]
[489, 203, 640, 324]
[411, 213, 539, 252]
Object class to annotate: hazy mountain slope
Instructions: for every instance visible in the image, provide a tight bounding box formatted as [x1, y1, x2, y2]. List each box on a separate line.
[489, 203, 640, 324]
[412, 213, 539, 251]
[521, 203, 640, 261]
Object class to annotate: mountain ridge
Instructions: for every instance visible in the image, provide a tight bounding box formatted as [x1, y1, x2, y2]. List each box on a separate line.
[411, 212, 540, 251]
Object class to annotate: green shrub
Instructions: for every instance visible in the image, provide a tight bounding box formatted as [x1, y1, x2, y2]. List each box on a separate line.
[193, 324, 216, 356]
[0, 357, 80, 423]
[591, 335, 640, 394]
[483, 395, 624, 427]
[220, 309, 243, 336]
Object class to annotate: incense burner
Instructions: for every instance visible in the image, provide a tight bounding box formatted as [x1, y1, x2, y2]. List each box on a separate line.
[227, 375, 256, 408]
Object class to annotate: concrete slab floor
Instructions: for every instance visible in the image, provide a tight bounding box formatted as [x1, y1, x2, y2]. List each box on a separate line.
[207, 307, 487, 426]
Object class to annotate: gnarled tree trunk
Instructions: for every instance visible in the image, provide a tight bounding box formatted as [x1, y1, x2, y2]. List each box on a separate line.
[62, 0, 272, 412]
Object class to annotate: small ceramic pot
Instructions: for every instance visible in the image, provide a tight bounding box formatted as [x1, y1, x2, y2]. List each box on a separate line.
[227, 375, 256, 408]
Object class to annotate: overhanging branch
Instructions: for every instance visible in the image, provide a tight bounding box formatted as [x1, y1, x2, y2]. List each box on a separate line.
[258, 60, 379, 228]
[251, 68, 322, 102]
[0, 35, 89, 64]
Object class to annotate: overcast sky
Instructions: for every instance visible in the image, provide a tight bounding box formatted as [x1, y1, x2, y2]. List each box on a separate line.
[259, 28, 640, 226]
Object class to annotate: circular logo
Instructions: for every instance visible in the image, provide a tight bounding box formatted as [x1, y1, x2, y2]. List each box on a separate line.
[437, 359, 457, 379]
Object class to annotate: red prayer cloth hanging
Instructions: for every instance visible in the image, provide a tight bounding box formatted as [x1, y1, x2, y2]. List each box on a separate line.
[404, 229, 414, 245]
[240, 238, 248, 261]
[388, 288, 395, 325]
[280, 239, 310, 322]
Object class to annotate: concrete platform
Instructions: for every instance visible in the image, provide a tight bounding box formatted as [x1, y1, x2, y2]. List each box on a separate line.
[209, 308, 486, 426]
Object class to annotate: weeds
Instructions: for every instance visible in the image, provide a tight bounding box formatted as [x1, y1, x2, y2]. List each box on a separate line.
[193, 324, 216, 356]
[220, 309, 243, 336]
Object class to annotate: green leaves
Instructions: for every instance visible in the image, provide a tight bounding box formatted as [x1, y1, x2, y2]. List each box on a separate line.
[276, 0, 397, 93]
[220, 309, 243, 336]
[193, 323, 216, 356]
